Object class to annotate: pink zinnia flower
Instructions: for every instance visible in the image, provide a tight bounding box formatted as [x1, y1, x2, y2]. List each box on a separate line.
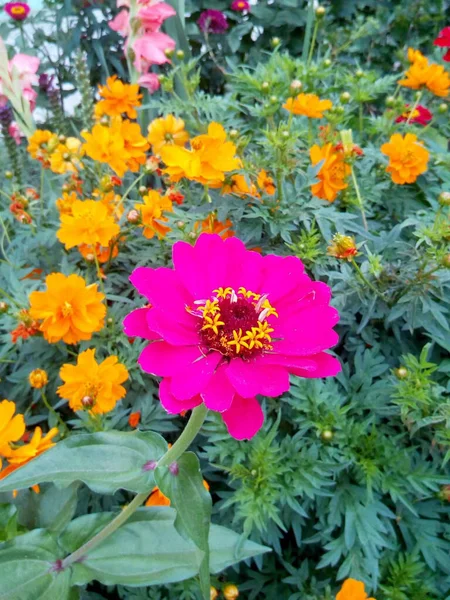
[434, 26, 450, 62]
[138, 2, 176, 32]
[133, 31, 175, 72]
[124, 234, 341, 440]
[138, 72, 160, 93]
[395, 104, 432, 126]
[4, 2, 30, 21]
[231, 0, 249, 11]
[197, 9, 228, 34]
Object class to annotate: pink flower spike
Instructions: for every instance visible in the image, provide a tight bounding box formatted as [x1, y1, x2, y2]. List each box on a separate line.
[124, 233, 341, 440]
[138, 72, 160, 93]
[137, 2, 176, 32]
[109, 9, 130, 36]
[133, 32, 176, 72]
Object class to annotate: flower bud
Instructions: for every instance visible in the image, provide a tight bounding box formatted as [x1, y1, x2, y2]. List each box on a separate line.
[340, 91, 351, 104]
[315, 5, 325, 17]
[334, 106, 345, 115]
[270, 37, 281, 48]
[229, 129, 239, 139]
[223, 584, 239, 600]
[438, 191, 450, 206]
[210, 587, 219, 600]
[385, 95, 396, 107]
[327, 233, 358, 260]
[281, 130, 290, 138]
[321, 429, 334, 441]
[438, 103, 448, 114]
[0, 301, 8, 313]
[138, 185, 147, 196]
[441, 254, 450, 269]
[100, 115, 109, 126]
[176, 220, 185, 228]
[5, 171, 13, 179]
[290, 79, 302, 92]
[127, 209, 140, 223]
[438, 485, 450, 502]
[261, 81, 270, 91]
[176, 49, 185, 59]
[394, 367, 408, 380]
[29, 368, 48, 389]
[81, 395, 95, 409]
[355, 69, 364, 78]
[58, 134, 66, 143]
[269, 95, 278, 104]
[323, 58, 331, 67]
[107, 317, 113, 324]
[189, 231, 196, 239]
[164, 48, 174, 58]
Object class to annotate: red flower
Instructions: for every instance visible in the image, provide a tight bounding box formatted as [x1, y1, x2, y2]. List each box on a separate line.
[434, 26, 450, 61]
[231, 0, 250, 11]
[128, 411, 141, 428]
[4, 1, 30, 20]
[395, 104, 433, 126]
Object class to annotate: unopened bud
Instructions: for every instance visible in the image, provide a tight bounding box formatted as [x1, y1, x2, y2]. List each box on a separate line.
[335, 106, 345, 115]
[0, 301, 8, 313]
[138, 185, 147, 196]
[355, 69, 364, 78]
[107, 317, 113, 324]
[29, 369, 48, 389]
[340, 91, 351, 104]
[442, 254, 450, 269]
[394, 367, 408, 380]
[58, 135, 66, 142]
[229, 128, 239, 139]
[5, 171, 13, 179]
[127, 209, 140, 223]
[281, 130, 290, 138]
[261, 81, 270, 91]
[176, 220, 185, 228]
[385, 95, 396, 107]
[438, 103, 448, 114]
[81, 395, 95, 409]
[164, 48, 174, 58]
[315, 5, 325, 17]
[176, 49, 185, 59]
[270, 37, 281, 48]
[210, 587, 219, 600]
[323, 58, 331, 67]
[290, 79, 302, 91]
[223, 584, 239, 600]
[438, 191, 450, 206]
[189, 232, 196, 239]
[100, 115, 110, 125]
[269, 95, 278, 104]
[321, 429, 334, 441]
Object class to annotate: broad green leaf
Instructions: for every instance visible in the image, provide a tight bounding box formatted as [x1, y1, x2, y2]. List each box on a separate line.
[155, 452, 212, 599]
[0, 504, 19, 541]
[36, 483, 79, 533]
[0, 431, 167, 495]
[0, 529, 71, 600]
[208, 524, 271, 573]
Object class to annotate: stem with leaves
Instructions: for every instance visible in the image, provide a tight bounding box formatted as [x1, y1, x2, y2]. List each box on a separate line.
[350, 166, 368, 231]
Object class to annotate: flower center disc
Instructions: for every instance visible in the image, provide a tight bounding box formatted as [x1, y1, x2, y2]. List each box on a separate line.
[189, 287, 278, 359]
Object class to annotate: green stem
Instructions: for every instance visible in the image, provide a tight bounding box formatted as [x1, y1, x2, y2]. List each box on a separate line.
[0, 287, 21, 307]
[39, 168, 45, 222]
[60, 404, 208, 569]
[307, 118, 313, 146]
[358, 102, 364, 136]
[118, 172, 146, 211]
[307, 20, 319, 68]
[405, 91, 422, 125]
[41, 391, 68, 436]
[302, 0, 315, 60]
[93, 253, 106, 298]
[351, 259, 385, 301]
[350, 167, 368, 231]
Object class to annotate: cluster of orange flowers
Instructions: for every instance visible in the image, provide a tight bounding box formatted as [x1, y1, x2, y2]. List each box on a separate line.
[28, 130, 83, 174]
[400, 47, 450, 97]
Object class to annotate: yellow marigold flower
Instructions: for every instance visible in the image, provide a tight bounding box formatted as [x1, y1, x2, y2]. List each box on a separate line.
[399, 50, 450, 97]
[29, 369, 48, 389]
[95, 75, 142, 119]
[257, 169, 276, 195]
[135, 190, 173, 239]
[283, 93, 333, 118]
[407, 47, 428, 66]
[57, 348, 129, 414]
[147, 114, 189, 154]
[57, 199, 120, 250]
[327, 233, 359, 260]
[29, 273, 106, 344]
[82, 123, 129, 176]
[223, 584, 239, 600]
[49, 137, 83, 174]
[5, 426, 58, 466]
[56, 191, 78, 216]
[161, 122, 241, 186]
[310, 143, 350, 202]
[380, 133, 429, 185]
[27, 129, 58, 165]
[336, 578, 375, 600]
[113, 117, 149, 172]
[0, 400, 25, 470]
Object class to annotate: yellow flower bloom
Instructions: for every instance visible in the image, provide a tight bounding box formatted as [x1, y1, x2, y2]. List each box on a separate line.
[29, 369, 48, 389]
[399, 49, 450, 97]
[407, 47, 428, 66]
[310, 143, 350, 202]
[57, 199, 120, 250]
[29, 273, 106, 344]
[56, 191, 78, 215]
[147, 114, 189, 154]
[27, 129, 58, 165]
[257, 169, 276, 195]
[115, 118, 149, 172]
[380, 133, 429, 185]
[222, 174, 260, 197]
[135, 190, 173, 239]
[95, 75, 142, 119]
[49, 137, 83, 174]
[0, 400, 25, 469]
[161, 122, 241, 186]
[5, 427, 58, 465]
[58, 348, 129, 414]
[283, 93, 333, 118]
[336, 578, 375, 600]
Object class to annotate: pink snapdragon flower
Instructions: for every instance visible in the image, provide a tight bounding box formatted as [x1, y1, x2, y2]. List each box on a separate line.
[0, 52, 39, 110]
[138, 2, 176, 31]
[133, 32, 175, 71]
[138, 72, 160, 93]
[124, 234, 341, 440]
[109, 9, 130, 36]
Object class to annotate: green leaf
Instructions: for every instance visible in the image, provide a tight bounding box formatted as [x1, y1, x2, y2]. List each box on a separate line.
[0, 529, 71, 600]
[0, 504, 19, 542]
[208, 524, 271, 573]
[155, 452, 212, 599]
[36, 483, 79, 533]
[0, 431, 167, 495]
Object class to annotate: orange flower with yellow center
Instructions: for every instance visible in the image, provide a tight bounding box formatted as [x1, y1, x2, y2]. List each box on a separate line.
[195, 214, 234, 239]
[257, 169, 276, 195]
[336, 578, 375, 600]
[95, 75, 142, 119]
[58, 348, 129, 414]
[29, 273, 106, 344]
[309, 143, 350, 202]
[222, 174, 260, 197]
[56, 191, 78, 215]
[57, 199, 120, 250]
[27, 129, 58, 165]
[147, 114, 189, 154]
[0, 400, 25, 470]
[160, 122, 241, 186]
[49, 137, 83, 174]
[380, 133, 429, 184]
[399, 48, 450, 97]
[134, 190, 173, 239]
[283, 93, 333, 118]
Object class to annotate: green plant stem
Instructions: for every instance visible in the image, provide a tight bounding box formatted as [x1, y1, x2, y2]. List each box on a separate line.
[118, 172, 146, 211]
[358, 102, 364, 136]
[93, 253, 106, 298]
[307, 20, 319, 67]
[41, 391, 68, 435]
[351, 259, 385, 301]
[302, 0, 315, 60]
[60, 404, 208, 570]
[39, 168, 45, 222]
[276, 167, 283, 204]
[307, 118, 313, 146]
[350, 166, 368, 231]
[405, 91, 422, 125]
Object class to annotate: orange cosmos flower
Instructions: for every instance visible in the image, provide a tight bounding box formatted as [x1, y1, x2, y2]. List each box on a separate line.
[57, 199, 120, 250]
[82, 123, 128, 176]
[310, 143, 350, 202]
[58, 348, 129, 414]
[222, 174, 260, 197]
[147, 114, 189, 154]
[380, 133, 429, 184]
[128, 411, 141, 428]
[195, 214, 234, 239]
[49, 137, 83, 174]
[95, 75, 142, 119]
[399, 49, 450, 97]
[29, 273, 106, 344]
[56, 191, 78, 215]
[134, 190, 173, 239]
[336, 578, 375, 600]
[78, 241, 119, 264]
[257, 169, 276, 195]
[27, 129, 58, 165]
[146, 480, 209, 507]
[283, 93, 333, 118]
[407, 47, 428, 66]
[0, 400, 25, 470]
[114, 117, 149, 172]
[3, 426, 58, 466]
[161, 122, 241, 186]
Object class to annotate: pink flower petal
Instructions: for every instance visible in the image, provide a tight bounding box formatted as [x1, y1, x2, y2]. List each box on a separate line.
[173, 240, 212, 299]
[170, 352, 222, 400]
[159, 379, 202, 414]
[123, 307, 159, 340]
[260, 255, 305, 303]
[200, 365, 235, 412]
[138, 341, 202, 377]
[226, 358, 290, 398]
[290, 352, 342, 378]
[146, 309, 199, 346]
[221, 395, 264, 440]
[261, 353, 317, 371]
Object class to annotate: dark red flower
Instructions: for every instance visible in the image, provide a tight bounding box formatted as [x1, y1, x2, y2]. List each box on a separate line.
[231, 0, 250, 11]
[4, 2, 30, 20]
[198, 9, 228, 34]
[434, 26, 450, 61]
[395, 104, 433, 126]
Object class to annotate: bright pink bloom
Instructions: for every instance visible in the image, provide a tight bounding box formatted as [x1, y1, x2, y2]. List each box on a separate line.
[133, 32, 175, 72]
[4, 1, 30, 20]
[0, 51, 39, 110]
[124, 234, 341, 440]
[434, 26, 450, 61]
[8, 122, 21, 144]
[138, 2, 176, 32]
[231, 0, 249, 11]
[395, 104, 432, 126]
[138, 72, 160, 93]
[109, 9, 130, 36]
